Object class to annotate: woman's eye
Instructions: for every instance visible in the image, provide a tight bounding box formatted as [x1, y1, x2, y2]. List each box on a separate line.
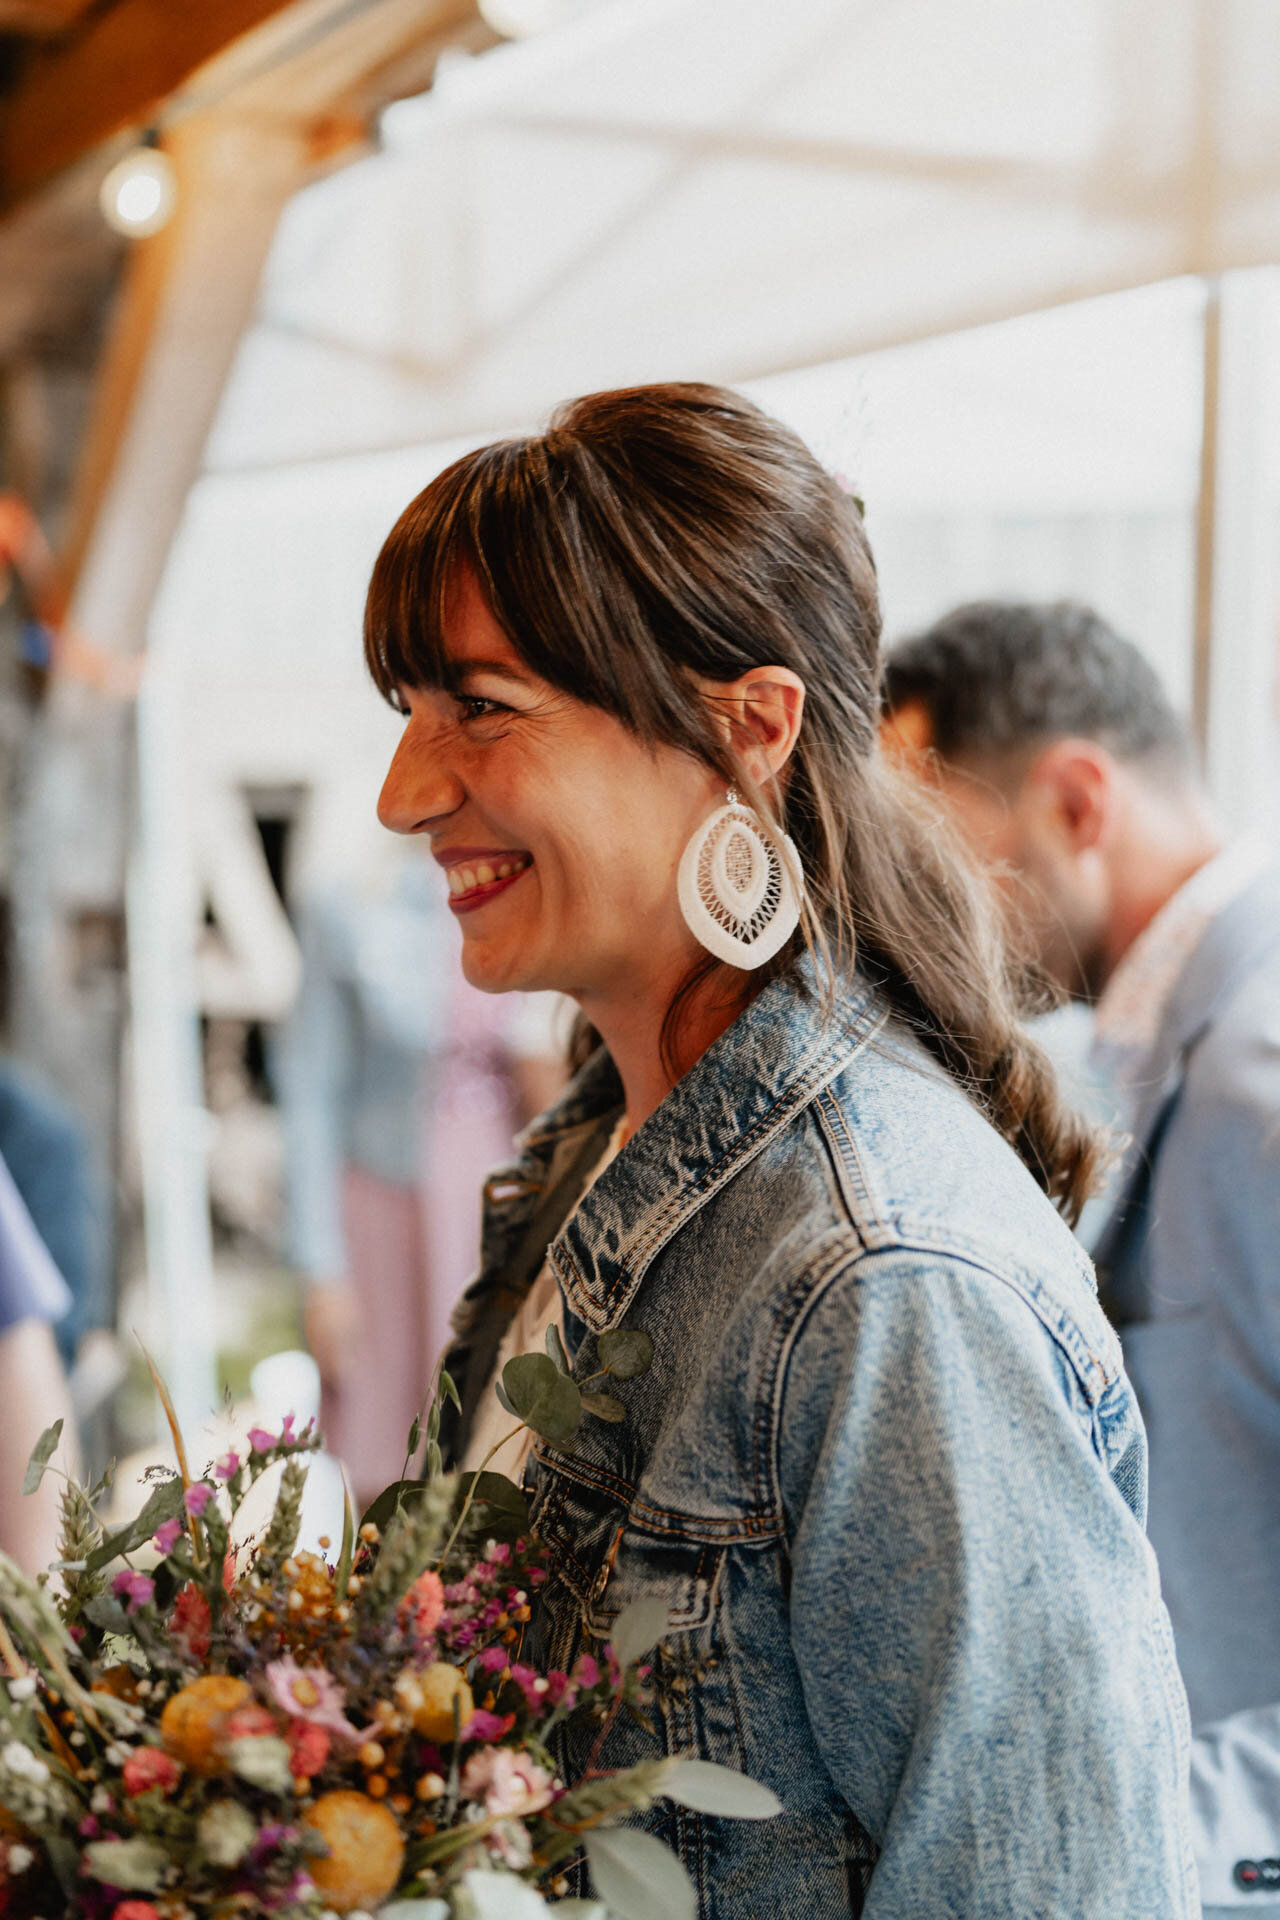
[458, 695, 505, 722]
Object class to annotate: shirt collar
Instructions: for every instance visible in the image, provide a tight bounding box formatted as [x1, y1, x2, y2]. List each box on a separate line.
[1092, 837, 1272, 1095]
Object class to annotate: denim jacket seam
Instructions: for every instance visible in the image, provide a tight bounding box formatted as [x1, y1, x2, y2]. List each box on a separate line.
[879, 1221, 1117, 1397]
[765, 1234, 1121, 1535]
[814, 1086, 886, 1240]
[530, 1445, 781, 1544]
[558, 1022, 878, 1330]
[761, 1229, 870, 1534]
[530, 1445, 635, 1505]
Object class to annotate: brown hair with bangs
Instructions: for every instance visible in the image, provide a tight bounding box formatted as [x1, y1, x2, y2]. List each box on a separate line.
[364, 382, 1102, 1223]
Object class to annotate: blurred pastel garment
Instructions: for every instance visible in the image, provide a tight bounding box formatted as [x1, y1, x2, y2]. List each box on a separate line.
[275, 856, 562, 1498]
[0, 1145, 71, 1332]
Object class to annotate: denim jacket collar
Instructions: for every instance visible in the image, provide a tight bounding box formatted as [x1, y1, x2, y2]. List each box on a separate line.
[524, 963, 886, 1335]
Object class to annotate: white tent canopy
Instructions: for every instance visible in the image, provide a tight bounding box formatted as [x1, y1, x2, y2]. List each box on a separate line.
[206, 0, 1280, 472]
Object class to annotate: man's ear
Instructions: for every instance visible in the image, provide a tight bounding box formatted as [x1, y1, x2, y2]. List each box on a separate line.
[701, 668, 806, 784]
[1025, 738, 1114, 850]
[879, 699, 935, 761]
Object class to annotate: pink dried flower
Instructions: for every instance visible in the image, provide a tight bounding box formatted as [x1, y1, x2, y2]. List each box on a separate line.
[264, 1659, 361, 1742]
[573, 1653, 599, 1689]
[152, 1518, 182, 1556]
[543, 1671, 575, 1707]
[476, 1646, 507, 1675]
[247, 1426, 275, 1452]
[398, 1567, 445, 1644]
[225, 1704, 278, 1743]
[183, 1481, 212, 1517]
[460, 1745, 554, 1817]
[285, 1718, 329, 1779]
[214, 1450, 240, 1481]
[172, 1583, 211, 1661]
[507, 1663, 545, 1712]
[460, 1708, 516, 1743]
[122, 1747, 182, 1798]
[280, 1414, 297, 1441]
[111, 1568, 154, 1614]
[113, 1905, 163, 1920]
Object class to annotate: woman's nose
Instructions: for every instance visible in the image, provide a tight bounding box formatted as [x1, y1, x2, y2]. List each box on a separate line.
[377, 726, 464, 835]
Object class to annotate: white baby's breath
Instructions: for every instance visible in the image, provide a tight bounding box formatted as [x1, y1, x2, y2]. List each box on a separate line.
[2, 1741, 48, 1783]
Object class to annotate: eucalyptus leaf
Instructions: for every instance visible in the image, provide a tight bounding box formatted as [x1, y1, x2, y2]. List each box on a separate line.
[660, 1758, 783, 1819]
[85, 1477, 185, 1572]
[609, 1595, 670, 1668]
[597, 1328, 654, 1381]
[360, 1478, 417, 1534]
[494, 1377, 518, 1419]
[22, 1420, 64, 1495]
[581, 1391, 625, 1424]
[42, 1832, 78, 1894]
[455, 1867, 558, 1918]
[584, 1827, 695, 1920]
[545, 1322, 571, 1374]
[82, 1592, 134, 1637]
[501, 1352, 583, 1452]
[440, 1469, 530, 1549]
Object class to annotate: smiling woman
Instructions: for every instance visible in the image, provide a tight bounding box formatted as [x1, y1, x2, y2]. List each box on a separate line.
[360, 384, 1198, 1918]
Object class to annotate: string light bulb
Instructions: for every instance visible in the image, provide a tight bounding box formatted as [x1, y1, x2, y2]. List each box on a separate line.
[99, 133, 177, 238]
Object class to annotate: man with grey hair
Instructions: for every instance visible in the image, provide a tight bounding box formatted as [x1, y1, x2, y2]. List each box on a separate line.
[884, 600, 1280, 1913]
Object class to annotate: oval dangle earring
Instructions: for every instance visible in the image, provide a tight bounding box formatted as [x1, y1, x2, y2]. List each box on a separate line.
[677, 791, 804, 969]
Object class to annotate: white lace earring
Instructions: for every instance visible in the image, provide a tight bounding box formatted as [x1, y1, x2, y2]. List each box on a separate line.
[677, 791, 804, 969]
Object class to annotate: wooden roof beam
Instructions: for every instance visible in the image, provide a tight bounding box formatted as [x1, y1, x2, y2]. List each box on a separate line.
[0, 0, 96, 33]
[0, 0, 303, 210]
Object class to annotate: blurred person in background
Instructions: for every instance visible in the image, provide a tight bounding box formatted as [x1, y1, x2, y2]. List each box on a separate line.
[0, 1148, 77, 1571]
[883, 599, 1280, 1913]
[276, 850, 563, 1505]
[0, 1058, 106, 1374]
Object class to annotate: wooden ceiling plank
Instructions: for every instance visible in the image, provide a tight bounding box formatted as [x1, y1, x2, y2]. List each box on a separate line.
[0, 0, 96, 33]
[0, 0, 304, 207]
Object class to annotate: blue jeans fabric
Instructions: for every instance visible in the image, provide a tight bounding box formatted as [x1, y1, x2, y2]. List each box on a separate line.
[451, 966, 1199, 1917]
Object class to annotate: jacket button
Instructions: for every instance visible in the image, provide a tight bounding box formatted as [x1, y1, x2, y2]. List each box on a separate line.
[1234, 1859, 1280, 1891]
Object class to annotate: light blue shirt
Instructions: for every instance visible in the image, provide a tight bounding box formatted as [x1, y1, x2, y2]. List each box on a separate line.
[274, 863, 455, 1278]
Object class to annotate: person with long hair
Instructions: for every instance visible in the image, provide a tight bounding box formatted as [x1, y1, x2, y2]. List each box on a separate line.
[364, 385, 1196, 1916]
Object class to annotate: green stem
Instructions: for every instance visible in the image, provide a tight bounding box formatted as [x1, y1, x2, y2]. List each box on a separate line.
[432, 1424, 526, 1573]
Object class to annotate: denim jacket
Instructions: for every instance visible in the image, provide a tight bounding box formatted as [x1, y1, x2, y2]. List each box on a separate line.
[444, 966, 1199, 1918]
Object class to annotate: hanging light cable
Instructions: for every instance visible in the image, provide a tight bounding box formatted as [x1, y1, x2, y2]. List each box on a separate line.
[99, 129, 178, 238]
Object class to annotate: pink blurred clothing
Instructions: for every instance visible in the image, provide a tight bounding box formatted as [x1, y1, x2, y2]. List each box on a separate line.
[320, 975, 532, 1504]
[319, 1166, 431, 1504]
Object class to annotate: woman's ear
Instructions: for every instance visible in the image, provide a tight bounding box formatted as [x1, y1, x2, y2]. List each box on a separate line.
[701, 667, 806, 785]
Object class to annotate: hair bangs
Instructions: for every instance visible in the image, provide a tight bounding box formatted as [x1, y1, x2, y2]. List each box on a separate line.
[362, 443, 517, 704]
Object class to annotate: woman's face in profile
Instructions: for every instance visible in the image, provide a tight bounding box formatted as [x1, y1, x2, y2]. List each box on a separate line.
[377, 570, 720, 1002]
